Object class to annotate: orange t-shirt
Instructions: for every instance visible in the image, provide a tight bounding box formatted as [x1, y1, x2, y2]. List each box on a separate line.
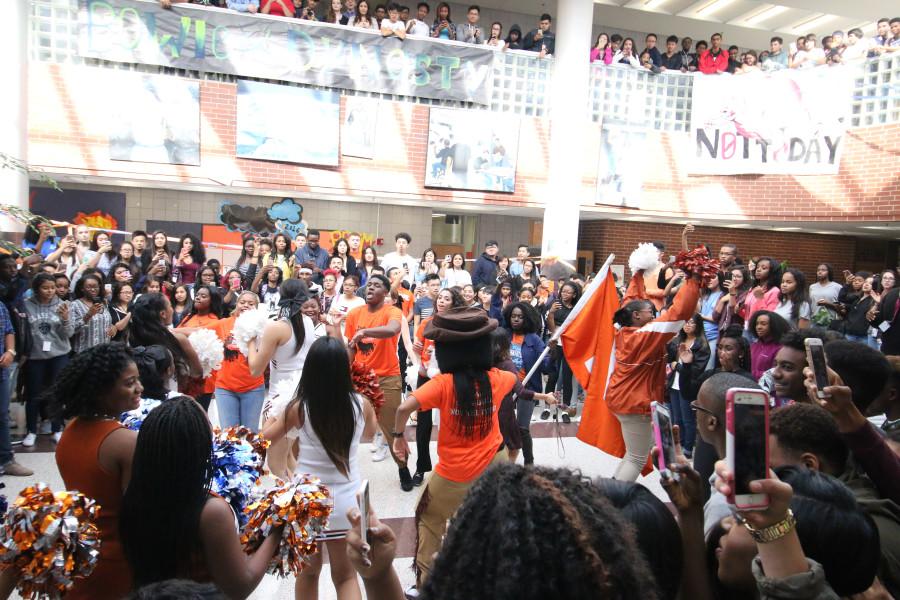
[397, 288, 414, 318]
[414, 368, 516, 483]
[178, 312, 220, 394]
[415, 317, 434, 364]
[209, 316, 266, 393]
[345, 304, 404, 377]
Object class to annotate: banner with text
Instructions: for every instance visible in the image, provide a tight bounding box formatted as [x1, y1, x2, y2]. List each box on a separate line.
[78, 0, 495, 105]
[689, 67, 852, 175]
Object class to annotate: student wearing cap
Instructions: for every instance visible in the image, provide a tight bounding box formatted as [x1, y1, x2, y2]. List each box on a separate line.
[345, 274, 413, 490]
[472, 241, 500, 286]
[392, 306, 516, 586]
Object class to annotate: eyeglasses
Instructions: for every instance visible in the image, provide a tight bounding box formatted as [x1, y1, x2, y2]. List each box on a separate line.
[690, 400, 717, 418]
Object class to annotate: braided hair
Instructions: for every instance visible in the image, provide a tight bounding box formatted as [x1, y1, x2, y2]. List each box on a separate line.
[433, 335, 494, 440]
[120, 397, 213, 587]
[132, 345, 174, 401]
[421, 464, 658, 600]
[49, 342, 136, 419]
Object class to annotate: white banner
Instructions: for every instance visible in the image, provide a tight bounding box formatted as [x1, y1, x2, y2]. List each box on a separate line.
[689, 67, 852, 175]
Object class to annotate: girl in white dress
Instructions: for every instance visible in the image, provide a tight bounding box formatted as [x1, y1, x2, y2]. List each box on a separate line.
[262, 336, 377, 600]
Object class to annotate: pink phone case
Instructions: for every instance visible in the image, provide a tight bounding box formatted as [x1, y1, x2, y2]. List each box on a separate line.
[725, 388, 770, 509]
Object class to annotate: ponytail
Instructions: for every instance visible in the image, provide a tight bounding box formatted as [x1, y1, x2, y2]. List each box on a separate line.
[613, 300, 649, 327]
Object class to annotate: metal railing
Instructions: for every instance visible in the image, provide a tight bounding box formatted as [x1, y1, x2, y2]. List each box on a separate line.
[29, 0, 900, 129]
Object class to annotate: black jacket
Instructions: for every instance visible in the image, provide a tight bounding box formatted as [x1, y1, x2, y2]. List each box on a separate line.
[873, 288, 900, 355]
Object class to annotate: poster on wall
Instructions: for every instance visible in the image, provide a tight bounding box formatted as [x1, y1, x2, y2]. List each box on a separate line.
[595, 122, 646, 209]
[319, 230, 377, 259]
[219, 198, 309, 240]
[30, 188, 127, 243]
[108, 73, 200, 166]
[689, 67, 852, 175]
[341, 96, 379, 160]
[236, 81, 340, 166]
[424, 107, 519, 193]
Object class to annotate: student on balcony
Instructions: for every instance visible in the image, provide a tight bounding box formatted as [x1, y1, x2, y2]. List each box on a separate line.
[430, 2, 456, 40]
[698, 32, 728, 74]
[523, 13, 555, 56]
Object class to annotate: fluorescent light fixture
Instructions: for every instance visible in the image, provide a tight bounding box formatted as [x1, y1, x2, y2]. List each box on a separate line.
[790, 13, 836, 34]
[745, 4, 788, 25]
[861, 225, 900, 231]
[725, 223, 754, 228]
[772, 227, 802, 231]
[695, 0, 736, 17]
[643, 0, 668, 8]
[432, 213, 447, 218]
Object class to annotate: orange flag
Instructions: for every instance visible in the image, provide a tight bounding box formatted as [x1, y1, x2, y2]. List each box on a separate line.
[559, 264, 627, 459]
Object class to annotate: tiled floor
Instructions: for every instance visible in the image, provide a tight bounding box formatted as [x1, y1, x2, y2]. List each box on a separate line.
[4, 404, 667, 600]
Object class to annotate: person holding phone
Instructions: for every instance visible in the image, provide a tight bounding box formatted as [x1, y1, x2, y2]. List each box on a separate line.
[21, 273, 75, 446]
[484, 21, 505, 49]
[439, 253, 471, 289]
[171, 234, 205, 286]
[429, 2, 455, 39]
[261, 337, 377, 599]
[69, 272, 117, 354]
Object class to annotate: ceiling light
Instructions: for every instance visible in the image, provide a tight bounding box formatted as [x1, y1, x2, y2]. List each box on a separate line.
[695, 0, 736, 17]
[744, 4, 788, 25]
[790, 13, 837, 34]
[772, 227, 802, 231]
[643, 0, 667, 8]
[861, 225, 900, 231]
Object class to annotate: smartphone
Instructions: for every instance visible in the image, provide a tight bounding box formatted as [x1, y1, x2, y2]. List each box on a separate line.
[157, 258, 165, 267]
[650, 401, 678, 481]
[805, 338, 828, 399]
[726, 388, 770, 510]
[104, 284, 112, 295]
[358, 480, 370, 547]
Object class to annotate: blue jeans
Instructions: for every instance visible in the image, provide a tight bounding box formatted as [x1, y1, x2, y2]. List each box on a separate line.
[215, 385, 266, 432]
[0, 367, 11, 465]
[845, 334, 867, 344]
[706, 339, 718, 371]
[669, 389, 696, 453]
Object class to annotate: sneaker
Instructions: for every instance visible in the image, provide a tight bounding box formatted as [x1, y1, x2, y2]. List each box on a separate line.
[412, 471, 425, 487]
[399, 467, 414, 492]
[370, 431, 384, 452]
[1, 460, 33, 476]
[372, 444, 388, 462]
[561, 413, 571, 424]
[38, 421, 52, 435]
[405, 586, 420, 599]
[22, 433, 36, 447]
[53, 431, 63, 444]
[540, 409, 550, 420]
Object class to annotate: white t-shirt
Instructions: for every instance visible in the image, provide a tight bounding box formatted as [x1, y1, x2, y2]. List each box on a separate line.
[809, 281, 843, 320]
[382, 19, 405, 33]
[774, 299, 811, 327]
[381, 252, 419, 284]
[348, 16, 379, 30]
[407, 19, 430, 36]
[442, 268, 472, 288]
[484, 39, 506, 51]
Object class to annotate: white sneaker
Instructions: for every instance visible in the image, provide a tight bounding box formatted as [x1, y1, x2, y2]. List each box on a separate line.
[372, 444, 388, 462]
[370, 431, 384, 452]
[52, 431, 62, 444]
[22, 433, 36, 447]
[38, 421, 52, 435]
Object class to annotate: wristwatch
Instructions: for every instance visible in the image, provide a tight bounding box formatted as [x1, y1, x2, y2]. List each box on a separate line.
[743, 509, 796, 543]
[5, 348, 15, 357]
[390, 431, 405, 438]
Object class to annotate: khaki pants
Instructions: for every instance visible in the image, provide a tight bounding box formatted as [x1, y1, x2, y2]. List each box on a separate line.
[613, 412, 652, 482]
[415, 451, 507, 585]
[377, 375, 406, 468]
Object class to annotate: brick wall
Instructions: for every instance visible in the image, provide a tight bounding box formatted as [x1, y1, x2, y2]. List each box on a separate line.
[27, 63, 899, 226]
[578, 220, 859, 277]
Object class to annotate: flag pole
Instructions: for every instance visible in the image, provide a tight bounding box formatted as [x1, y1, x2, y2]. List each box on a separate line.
[518, 254, 615, 389]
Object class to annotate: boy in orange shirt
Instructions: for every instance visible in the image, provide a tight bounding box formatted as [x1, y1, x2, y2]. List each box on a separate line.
[345, 273, 413, 491]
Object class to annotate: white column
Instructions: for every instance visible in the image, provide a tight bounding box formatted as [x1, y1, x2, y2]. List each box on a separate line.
[539, 0, 593, 277]
[0, 0, 30, 235]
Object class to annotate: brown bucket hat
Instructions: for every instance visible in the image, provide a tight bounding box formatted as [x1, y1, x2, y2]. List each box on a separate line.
[423, 306, 498, 342]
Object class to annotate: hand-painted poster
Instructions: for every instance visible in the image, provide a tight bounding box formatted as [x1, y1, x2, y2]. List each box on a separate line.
[689, 67, 852, 175]
[218, 198, 308, 240]
[236, 82, 340, 167]
[30, 188, 127, 243]
[108, 73, 201, 166]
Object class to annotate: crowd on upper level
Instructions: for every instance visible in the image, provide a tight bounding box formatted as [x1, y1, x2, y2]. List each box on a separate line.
[159, 0, 899, 75]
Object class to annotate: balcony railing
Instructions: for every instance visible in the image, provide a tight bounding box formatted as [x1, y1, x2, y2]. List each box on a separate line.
[28, 0, 900, 129]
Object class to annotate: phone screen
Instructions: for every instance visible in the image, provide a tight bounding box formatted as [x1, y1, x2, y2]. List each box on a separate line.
[655, 407, 677, 472]
[807, 343, 828, 397]
[358, 480, 370, 547]
[734, 402, 767, 496]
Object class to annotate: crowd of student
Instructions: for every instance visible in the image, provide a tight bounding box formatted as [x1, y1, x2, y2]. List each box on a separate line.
[1, 217, 900, 600]
[159, 0, 900, 74]
[591, 17, 900, 74]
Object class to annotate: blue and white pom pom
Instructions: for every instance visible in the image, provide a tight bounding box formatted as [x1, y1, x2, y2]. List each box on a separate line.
[189, 329, 225, 378]
[212, 426, 270, 528]
[119, 398, 162, 431]
[628, 243, 660, 275]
